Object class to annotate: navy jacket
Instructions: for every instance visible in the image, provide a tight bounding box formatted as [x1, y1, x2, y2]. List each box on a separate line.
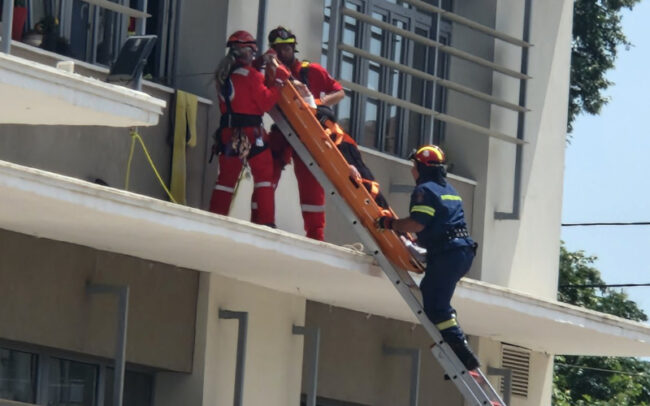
[409, 179, 474, 254]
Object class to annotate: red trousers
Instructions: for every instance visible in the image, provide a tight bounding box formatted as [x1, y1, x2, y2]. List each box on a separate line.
[209, 128, 275, 226]
[268, 127, 325, 240]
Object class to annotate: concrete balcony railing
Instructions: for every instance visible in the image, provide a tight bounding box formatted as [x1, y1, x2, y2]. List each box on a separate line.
[0, 41, 214, 211]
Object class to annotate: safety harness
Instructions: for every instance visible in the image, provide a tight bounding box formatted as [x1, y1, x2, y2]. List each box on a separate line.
[211, 65, 265, 163]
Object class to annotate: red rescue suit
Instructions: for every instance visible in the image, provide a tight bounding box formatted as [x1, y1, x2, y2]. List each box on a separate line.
[209, 64, 287, 226]
[269, 60, 343, 240]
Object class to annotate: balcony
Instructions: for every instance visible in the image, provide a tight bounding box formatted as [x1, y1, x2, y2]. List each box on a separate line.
[0, 49, 164, 127]
[1, 159, 649, 358]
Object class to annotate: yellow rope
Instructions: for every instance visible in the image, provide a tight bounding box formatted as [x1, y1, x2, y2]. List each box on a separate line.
[125, 128, 178, 204]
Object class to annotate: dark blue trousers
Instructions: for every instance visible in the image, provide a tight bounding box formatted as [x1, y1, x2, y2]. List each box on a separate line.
[420, 245, 475, 341]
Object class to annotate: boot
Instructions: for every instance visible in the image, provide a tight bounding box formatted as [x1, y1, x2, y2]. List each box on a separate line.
[444, 334, 480, 371]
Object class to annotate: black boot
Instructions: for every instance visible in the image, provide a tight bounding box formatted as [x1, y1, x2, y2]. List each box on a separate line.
[443, 334, 480, 371]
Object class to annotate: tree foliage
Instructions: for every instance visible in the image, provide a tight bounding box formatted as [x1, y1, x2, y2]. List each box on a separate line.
[553, 244, 650, 405]
[568, 0, 641, 133]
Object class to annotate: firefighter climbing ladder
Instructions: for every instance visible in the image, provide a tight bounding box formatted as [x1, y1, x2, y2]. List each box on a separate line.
[269, 82, 506, 406]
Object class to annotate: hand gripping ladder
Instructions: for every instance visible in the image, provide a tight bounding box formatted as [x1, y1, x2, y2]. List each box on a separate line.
[268, 83, 506, 406]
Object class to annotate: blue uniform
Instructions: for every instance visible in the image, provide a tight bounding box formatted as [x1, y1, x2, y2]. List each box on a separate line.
[409, 179, 475, 342]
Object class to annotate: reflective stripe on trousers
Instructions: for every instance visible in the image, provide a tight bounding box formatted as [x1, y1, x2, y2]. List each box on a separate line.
[301, 204, 325, 213]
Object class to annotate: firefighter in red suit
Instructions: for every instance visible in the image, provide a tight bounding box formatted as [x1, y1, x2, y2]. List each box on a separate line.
[264, 26, 345, 240]
[209, 30, 290, 226]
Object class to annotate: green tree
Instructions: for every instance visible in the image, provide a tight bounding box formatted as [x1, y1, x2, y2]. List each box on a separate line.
[554, 244, 650, 405]
[568, 0, 641, 133]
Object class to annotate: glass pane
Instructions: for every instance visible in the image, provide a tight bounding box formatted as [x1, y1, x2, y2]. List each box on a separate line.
[369, 12, 385, 56]
[48, 358, 98, 406]
[340, 52, 354, 81]
[384, 104, 398, 154]
[94, 8, 121, 66]
[337, 93, 353, 133]
[0, 348, 37, 403]
[367, 63, 380, 91]
[361, 100, 379, 148]
[105, 369, 153, 406]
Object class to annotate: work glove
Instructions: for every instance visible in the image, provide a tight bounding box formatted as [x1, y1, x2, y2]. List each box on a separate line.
[375, 215, 394, 230]
[262, 48, 277, 65]
[265, 63, 290, 87]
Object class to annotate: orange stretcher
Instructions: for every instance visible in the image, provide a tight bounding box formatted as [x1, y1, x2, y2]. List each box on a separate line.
[273, 81, 425, 273]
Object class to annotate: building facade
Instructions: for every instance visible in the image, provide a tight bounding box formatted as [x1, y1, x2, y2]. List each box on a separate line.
[2, 1, 650, 406]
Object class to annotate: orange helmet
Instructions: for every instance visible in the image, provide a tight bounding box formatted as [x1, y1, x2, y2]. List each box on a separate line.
[226, 30, 258, 52]
[268, 26, 297, 46]
[409, 145, 446, 166]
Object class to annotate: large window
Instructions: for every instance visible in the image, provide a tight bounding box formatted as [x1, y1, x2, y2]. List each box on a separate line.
[48, 358, 98, 406]
[0, 348, 38, 403]
[13, 0, 175, 84]
[322, 0, 453, 158]
[0, 344, 153, 406]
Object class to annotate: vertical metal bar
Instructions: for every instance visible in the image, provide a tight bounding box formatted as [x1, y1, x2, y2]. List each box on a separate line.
[1, 0, 14, 54]
[292, 325, 321, 406]
[170, 0, 183, 87]
[97, 364, 106, 406]
[87, 283, 130, 406]
[383, 346, 421, 406]
[256, 0, 267, 51]
[494, 0, 532, 220]
[487, 366, 512, 405]
[91, 5, 100, 64]
[427, 0, 442, 145]
[133, 0, 148, 91]
[326, 0, 342, 78]
[219, 309, 249, 406]
[113, 287, 129, 406]
[410, 349, 421, 406]
[36, 354, 50, 405]
[135, 0, 148, 35]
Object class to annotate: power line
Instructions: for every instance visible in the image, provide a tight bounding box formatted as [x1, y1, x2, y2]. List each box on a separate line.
[562, 222, 650, 227]
[561, 283, 650, 289]
[555, 362, 649, 378]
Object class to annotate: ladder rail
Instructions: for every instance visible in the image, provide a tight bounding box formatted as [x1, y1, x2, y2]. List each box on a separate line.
[269, 105, 506, 406]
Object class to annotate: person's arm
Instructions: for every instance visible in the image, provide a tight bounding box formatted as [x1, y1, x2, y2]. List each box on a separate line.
[312, 63, 344, 106]
[376, 186, 433, 233]
[319, 89, 345, 106]
[376, 216, 425, 233]
[252, 64, 290, 112]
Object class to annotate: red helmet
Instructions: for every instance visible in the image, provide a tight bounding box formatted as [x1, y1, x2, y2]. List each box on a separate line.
[226, 30, 258, 52]
[268, 26, 297, 46]
[410, 145, 446, 166]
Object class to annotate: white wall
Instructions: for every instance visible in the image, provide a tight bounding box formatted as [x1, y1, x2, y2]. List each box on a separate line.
[481, 0, 572, 299]
[155, 272, 306, 406]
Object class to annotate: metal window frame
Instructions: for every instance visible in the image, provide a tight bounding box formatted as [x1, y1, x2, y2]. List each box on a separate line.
[338, 0, 440, 155]
[0, 338, 155, 406]
[7, 0, 173, 84]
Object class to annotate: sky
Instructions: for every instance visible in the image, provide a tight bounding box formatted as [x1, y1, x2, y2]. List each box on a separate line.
[561, 1, 650, 319]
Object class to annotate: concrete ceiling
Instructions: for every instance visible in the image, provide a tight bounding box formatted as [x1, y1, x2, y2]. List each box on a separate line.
[0, 52, 165, 127]
[1, 160, 649, 357]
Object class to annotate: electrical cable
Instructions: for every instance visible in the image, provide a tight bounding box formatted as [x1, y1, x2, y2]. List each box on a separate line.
[560, 283, 650, 289]
[562, 222, 650, 227]
[555, 362, 649, 378]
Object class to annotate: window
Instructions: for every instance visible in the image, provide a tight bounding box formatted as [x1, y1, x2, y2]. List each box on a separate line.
[0, 343, 154, 406]
[105, 369, 153, 406]
[322, 0, 453, 157]
[48, 358, 99, 406]
[0, 348, 38, 403]
[18, 0, 175, 84]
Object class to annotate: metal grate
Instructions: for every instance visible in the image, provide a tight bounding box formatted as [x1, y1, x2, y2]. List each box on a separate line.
[501, 344, 530, 398]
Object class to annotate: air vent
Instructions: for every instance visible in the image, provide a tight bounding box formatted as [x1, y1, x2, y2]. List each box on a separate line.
[501, 344, 530, 398]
